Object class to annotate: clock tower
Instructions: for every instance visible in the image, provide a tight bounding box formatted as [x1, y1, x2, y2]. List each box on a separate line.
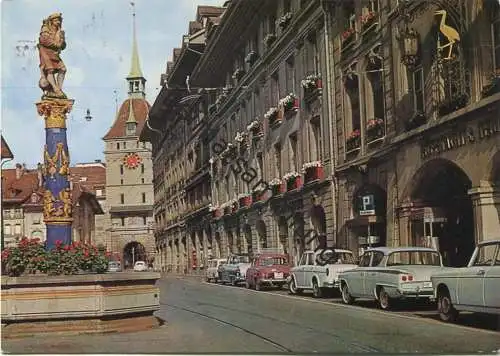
[102, 5, 154, 269]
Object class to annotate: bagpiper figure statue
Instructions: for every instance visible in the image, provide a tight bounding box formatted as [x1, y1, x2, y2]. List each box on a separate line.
[35, 12, 74, 249]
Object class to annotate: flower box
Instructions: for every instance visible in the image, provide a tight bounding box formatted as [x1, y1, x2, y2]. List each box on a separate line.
[264, 33, 276, 48]
[346, 129, 361, 151]
[301, 74, 322, 91]
[279, 93, 299, 112]
[232, 68, 245, 81]
[481, 74, 500, 98]
[245, 51, 258, 65]
[360, 12, 377, 32]
[285, 175, 302, 192]
[302, 161, 324, 183]
[438, 93, 468, 116]
[252, 189, 266, 203]
[211, 208, 222, 219]
[223, 206, 232, 215]
[238, 194, 252, 208]
[277, 12, 293, 29]
[341, 27, 355, 47]
[405, 112, 427, 131]
[265, 107, 281, 127]
[365, 118, 384, 142]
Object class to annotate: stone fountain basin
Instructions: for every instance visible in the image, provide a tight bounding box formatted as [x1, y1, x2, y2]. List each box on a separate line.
[1, 272, 163, 338]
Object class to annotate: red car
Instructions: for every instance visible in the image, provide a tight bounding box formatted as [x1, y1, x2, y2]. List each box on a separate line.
[245, 253, 290, 291]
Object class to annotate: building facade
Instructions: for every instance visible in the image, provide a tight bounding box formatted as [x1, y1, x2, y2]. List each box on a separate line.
[103, 15, 155, 269]
[329, 0, 500, 266]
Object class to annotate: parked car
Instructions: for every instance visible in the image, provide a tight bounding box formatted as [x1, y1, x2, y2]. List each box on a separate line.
[218, 254, 251, 286]
[431, 239, 500, 322]
[107, 261, 122, 272]
[133, 261, 148, 272]
[205, 258, 226, 283]
[245, 253, 290, 290]
[288, 249, 357, 298]
[339, 247, 444, 310]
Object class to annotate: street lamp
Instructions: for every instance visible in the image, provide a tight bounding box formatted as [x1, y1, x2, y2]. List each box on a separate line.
[84, 109, 92, 122]
[400, 27, 420, 67]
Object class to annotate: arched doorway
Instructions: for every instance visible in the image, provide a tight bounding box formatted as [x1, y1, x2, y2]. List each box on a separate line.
[123, 241, 147, 270]
[256, 220, 267, 249]
[407, 159, 474, 267]
[278, 216, 288, 254]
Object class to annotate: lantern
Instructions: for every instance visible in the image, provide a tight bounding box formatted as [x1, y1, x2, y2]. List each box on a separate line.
[400, 27, 420, 67]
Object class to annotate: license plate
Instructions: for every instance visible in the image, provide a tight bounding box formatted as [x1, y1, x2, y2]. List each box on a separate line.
[423, 282, 432, 288]
[274, 272, 283, 279]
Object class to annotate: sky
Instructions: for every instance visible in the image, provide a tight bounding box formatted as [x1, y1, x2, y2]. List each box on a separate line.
[1, 0, 224, 169]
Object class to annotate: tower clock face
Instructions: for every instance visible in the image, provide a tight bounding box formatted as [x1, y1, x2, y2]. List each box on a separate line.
[123, 153, 143, 169]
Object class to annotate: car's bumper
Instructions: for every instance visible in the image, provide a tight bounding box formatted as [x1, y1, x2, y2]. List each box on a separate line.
[322, 280, 340, 289]
[259, 278, 288, 286]
[397, 285, 434, 298]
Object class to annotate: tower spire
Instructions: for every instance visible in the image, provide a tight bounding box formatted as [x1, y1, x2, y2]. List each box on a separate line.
[128, 2, 143, 79]
[126, 2, 146, 99]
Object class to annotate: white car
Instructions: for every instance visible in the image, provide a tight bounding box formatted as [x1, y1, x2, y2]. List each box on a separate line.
[431, 239, 500, 322]
[133, 261, 148, 272]
[339, 247, 444, 310]
[205, 258, 226, 283]
[288, 249, 357, 298]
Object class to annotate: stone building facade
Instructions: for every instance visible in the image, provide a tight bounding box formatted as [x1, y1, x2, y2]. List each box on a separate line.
[103, 15, 155, 269]
[145, 0, 340, 273]
[328, 0, 500, 265]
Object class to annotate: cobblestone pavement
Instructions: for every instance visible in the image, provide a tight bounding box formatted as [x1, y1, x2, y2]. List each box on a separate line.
[2, 275, 499, 354]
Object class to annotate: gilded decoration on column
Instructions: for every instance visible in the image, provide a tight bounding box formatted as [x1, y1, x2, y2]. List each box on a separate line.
[36, 98, 74, 129]
[434, 10, 461, 61]
[43, 142, 70, 178]
[42, 188, 73, 222]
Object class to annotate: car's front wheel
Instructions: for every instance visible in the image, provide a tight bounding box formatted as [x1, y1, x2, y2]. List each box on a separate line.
[288, 276, 302, 295]
[437, 289, 458, 322]
[341, 283, 354, 304]
[312, 279, 323, 298]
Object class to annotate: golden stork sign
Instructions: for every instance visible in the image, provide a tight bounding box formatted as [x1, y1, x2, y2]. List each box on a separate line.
[434, 10, 461, 60]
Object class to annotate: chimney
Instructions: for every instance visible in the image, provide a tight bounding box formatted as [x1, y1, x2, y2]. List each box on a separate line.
[15, 163, 23, 180]
[37, 163, 43, 187]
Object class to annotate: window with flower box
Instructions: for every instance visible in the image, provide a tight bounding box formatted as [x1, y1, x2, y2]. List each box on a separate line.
[306, 32, 319, 75]
[365, 53, 385, 142]
[411, 66, 424, 114]
[270, 71, 280, 106]
[341, 1, 357, 49]
[311, 120, 322, 161]
[344, 70, 361, 152]
[360, 0, 379, 33]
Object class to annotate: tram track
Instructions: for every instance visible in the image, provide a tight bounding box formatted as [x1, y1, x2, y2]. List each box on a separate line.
[161, 301, 381, 353]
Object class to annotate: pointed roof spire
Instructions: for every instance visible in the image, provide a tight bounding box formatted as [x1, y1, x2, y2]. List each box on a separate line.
[127, 2, 144, 79]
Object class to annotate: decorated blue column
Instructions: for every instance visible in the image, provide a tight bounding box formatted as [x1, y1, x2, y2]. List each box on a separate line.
[35, 12, 74, 250]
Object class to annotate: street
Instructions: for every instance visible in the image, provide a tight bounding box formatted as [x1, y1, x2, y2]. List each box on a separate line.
[2, 275, 499, 354]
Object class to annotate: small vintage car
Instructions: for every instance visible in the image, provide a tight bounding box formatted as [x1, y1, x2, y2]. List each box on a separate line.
[205, 258, 226, 283]
[339, 247, 444, 310]
[218, 254, 251, 286]
[245, 253, 290, 290]
[288, 249, 357, 298]
[431, 239, 500, 322]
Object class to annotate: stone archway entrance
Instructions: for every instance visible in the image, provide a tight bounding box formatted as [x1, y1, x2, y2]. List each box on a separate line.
[404, 159, 474, 267]
[123, 241, 147, 270]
